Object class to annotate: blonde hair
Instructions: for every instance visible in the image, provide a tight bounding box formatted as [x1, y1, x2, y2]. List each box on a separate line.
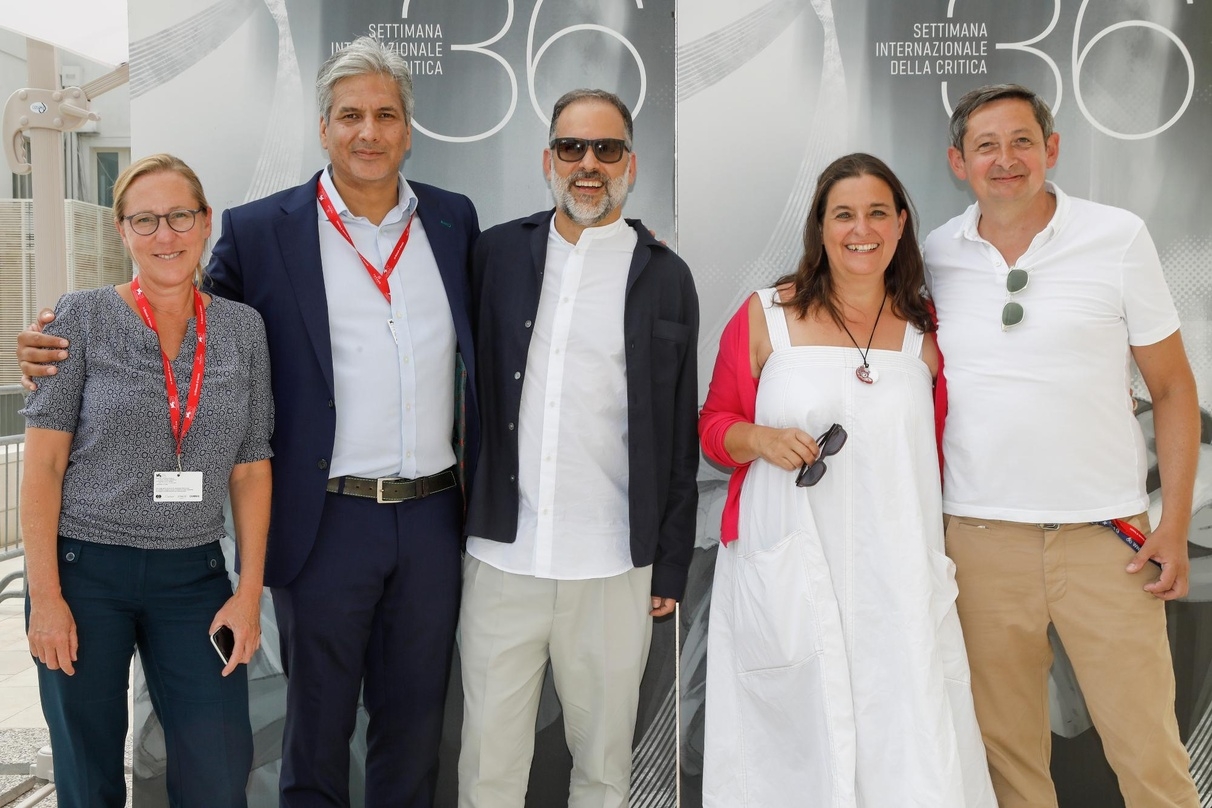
[112, 153, 210, 286]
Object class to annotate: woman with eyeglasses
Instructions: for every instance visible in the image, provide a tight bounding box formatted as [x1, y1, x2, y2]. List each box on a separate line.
[20, 153, 272, 807]
[698, 153, 994, 807]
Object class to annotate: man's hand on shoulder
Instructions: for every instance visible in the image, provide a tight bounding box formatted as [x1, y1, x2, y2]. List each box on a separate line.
[17, 309, 67, 391]
[1129, 520, 1190, 600]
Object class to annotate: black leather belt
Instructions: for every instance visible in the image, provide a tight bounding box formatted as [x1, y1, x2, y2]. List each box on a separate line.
[326, 467, 458, 504]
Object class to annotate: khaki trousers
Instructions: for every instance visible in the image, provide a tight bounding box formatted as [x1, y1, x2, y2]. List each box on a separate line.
[944, 515, 1198, 808]
[457, 556, 654, 808]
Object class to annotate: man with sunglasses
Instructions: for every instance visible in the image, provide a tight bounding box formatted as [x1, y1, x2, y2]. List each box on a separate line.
[924, 83, 1199, 807]
[458, 88, 699, 807]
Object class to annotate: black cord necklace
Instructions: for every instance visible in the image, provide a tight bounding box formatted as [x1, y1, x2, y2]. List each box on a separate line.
[840, 292, 886, 385]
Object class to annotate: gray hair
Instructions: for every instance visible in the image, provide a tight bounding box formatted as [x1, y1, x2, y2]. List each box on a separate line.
[549, 89, 634, 150]
[948, 83, 1054, 151]
[316, 36, 414, 123]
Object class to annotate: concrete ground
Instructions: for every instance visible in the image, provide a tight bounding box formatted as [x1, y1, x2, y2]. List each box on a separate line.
[0, 554, 133, 806]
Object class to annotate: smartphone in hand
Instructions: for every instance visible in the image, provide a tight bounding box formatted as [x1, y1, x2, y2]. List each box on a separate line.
[210, 625, 236, 666]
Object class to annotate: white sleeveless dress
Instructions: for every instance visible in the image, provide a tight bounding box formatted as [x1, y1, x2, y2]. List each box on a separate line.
[703, 289, 995, 807]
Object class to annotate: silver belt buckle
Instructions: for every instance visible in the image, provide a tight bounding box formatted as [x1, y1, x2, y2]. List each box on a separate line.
[1040, 523, 1061, 531]
[376, 476, 406, 504]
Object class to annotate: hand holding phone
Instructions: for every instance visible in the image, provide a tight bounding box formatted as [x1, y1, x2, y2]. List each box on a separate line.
[210, 625, 236, 666]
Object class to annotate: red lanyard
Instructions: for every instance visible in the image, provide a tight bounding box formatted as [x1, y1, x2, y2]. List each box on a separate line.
[317, 179, 414, 304]
[130, 276, 207, 464]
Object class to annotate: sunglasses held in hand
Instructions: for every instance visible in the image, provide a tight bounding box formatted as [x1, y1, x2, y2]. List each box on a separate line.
[795, 423, 848, 487]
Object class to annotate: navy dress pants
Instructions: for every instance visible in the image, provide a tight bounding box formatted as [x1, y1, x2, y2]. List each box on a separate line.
[273, 488, 462, 808]
[32, 538, 252, 808]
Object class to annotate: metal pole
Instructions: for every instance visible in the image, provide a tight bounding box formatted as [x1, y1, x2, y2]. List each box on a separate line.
[25, 38, 69, 311]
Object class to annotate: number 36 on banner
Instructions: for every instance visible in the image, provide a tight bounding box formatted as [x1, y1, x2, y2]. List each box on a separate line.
[941, 0, 1195, 140]
[404, 0, 649, 143]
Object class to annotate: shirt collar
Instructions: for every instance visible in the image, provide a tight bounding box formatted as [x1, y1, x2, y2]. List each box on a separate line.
[956, 181, 1069, 246]
[548, 213, 629, 246]
[320, 165, 418, 223]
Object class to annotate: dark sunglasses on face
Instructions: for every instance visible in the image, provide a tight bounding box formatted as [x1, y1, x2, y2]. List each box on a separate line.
[795, 423, 848, 487]
[549, 137, 630, 164]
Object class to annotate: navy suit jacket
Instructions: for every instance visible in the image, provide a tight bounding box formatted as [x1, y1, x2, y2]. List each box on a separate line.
[206, 172, 480, 588]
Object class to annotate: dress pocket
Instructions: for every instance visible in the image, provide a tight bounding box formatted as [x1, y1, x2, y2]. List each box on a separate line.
[732, 530, 825, 672]
[927, 546, 970, 685]
[728, 530, 856, 806]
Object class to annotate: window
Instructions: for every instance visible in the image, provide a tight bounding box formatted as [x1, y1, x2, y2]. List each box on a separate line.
[96, 151, 120, 208]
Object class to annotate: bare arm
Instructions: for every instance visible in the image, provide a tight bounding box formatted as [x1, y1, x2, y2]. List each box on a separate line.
[21, 427, 78, 674]
[209, 458, 272, 676]
[1129, 331, 1199, 599]
[722, 294, 819, 470]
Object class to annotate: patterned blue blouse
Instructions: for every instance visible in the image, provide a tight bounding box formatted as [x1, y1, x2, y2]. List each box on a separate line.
[21, 286, 274, 549]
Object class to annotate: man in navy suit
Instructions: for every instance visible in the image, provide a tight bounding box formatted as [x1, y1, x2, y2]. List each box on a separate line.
[20, 36, 478, 808]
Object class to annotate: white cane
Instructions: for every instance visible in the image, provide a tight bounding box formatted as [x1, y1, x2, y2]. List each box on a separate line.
[674, 601, 682, 808]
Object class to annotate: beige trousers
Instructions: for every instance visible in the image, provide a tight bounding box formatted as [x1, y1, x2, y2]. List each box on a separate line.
[945, 514, 1198, 808]
[456, 555, 654, 808]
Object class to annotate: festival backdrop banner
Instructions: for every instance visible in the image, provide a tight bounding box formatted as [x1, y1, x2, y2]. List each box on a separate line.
[126, 0, 1210, 805]
[127, 1, 675, 805]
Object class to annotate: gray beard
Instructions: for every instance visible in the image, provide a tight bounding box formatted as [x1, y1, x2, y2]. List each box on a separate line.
[547, 167, 630, 227]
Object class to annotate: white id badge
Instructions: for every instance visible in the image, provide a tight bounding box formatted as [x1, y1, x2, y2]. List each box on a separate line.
[154, 471, 204, 502]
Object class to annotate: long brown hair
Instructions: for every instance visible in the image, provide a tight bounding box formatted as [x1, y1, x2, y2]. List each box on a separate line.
[776, 152, 934, 333]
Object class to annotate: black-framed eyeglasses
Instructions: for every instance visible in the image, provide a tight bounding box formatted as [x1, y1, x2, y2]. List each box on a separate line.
[549, 137, 630, 164]
[123, 208, 205, 236]
[795, 423, 848, 487]
[1001, 268, 1029, 330]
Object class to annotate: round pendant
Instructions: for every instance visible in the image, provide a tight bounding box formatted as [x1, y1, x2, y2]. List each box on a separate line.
[856, 365, 878, 385]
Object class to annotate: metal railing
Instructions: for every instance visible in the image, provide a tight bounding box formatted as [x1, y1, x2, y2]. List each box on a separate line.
[0, 384, 26, 439]
[0, 433, 25, 603]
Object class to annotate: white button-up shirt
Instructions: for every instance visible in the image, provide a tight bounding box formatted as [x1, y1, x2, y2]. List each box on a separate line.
[317, 167, 456, 479]
[467, 216, 637, 579]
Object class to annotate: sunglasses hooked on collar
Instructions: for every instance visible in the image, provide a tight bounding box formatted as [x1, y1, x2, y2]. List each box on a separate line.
[795, 423, 848, 487]
[1002, 267, 1029, 329]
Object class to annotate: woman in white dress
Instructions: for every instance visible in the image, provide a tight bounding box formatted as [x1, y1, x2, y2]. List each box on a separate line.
[698, 153, 995, 807]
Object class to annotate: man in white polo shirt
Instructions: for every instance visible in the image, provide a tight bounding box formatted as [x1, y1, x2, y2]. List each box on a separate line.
[924, 83, 1200, 808]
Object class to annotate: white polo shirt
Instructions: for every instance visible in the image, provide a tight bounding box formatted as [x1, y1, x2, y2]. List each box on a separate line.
[467, 216, 637, 579]
[924, 183, 1180, 523]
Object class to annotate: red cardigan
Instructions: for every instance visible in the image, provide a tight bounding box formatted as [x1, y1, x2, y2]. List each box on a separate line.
[698, 296, 948, 546]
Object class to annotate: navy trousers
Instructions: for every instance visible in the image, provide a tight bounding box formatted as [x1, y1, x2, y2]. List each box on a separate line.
[273, 488, 462, 808]
[32, 538, 252, 808]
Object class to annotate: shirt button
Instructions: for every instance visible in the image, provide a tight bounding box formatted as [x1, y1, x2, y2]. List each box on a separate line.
[406, 450, 412, 458]
[327, 399, 335, 408]
[524, 320, 533, 328]
[318, 459, 329, 470]
[209, 558, 218, 569]
[508, 422, 515, 431]
[65, 551, 76, 562]
[509, 474, 516, 482]
[513, 372, 521, 380]
[403, 356, 410, 364]
[405, 402, 412, 411]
